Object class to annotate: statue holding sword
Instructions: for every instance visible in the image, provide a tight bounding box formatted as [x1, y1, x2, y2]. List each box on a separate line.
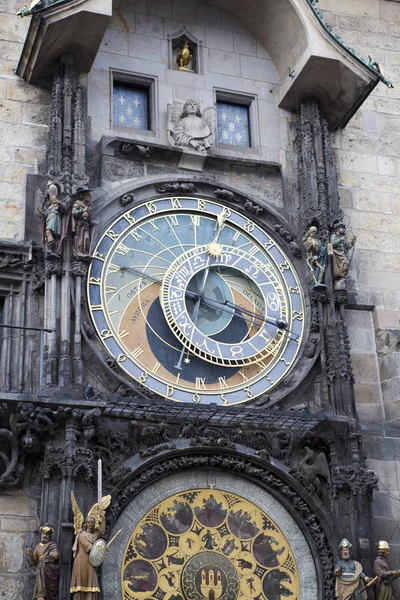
[373, 540, 400, 600]
[70, 460, 121, 600]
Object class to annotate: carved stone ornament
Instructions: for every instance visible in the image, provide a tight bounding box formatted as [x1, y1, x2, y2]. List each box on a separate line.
[167, 99, 216, 152]
[157, 181, 196, 194]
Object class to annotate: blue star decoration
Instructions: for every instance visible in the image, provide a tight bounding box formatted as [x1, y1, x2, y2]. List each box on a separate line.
[217, 102, 250, 147]
[113, 85, 148, 130]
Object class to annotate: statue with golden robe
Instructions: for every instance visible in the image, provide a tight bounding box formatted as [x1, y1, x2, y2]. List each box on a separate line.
[70, 492, 111, 600]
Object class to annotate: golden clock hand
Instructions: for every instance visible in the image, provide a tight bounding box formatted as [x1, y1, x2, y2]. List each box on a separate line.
[191, 209, 229, 322]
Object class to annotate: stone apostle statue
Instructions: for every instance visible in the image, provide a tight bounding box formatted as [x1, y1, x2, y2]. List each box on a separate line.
[303, 225, 327, 287]
[70, 491, 111, 600]
[72, 187, 94, 258]
[373, 540, 400, 600]
[335, 538, 372, 600]
[27, 525, 60, 600]
[168, 99, 215, 152]
[329, 222, 356, 290]
[40, 183, 68, 255]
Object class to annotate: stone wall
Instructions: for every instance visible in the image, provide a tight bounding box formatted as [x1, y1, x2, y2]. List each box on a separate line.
[0, 492, 39, 600]
[317, 0, 400, 427]
[87, 0, 283, 165]
[0, 0, 50, 242]
[319, 0, 400, 572]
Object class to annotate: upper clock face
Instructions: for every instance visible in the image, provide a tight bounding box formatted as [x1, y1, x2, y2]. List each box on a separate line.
[87, 196, 304, 406]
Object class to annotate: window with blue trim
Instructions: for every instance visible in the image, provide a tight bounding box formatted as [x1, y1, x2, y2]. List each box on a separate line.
[217, 102, 250, 147]
[113, 85, 149, 130]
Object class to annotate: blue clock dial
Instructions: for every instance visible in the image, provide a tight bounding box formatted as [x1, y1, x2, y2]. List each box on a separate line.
[87, 197, 305, 406]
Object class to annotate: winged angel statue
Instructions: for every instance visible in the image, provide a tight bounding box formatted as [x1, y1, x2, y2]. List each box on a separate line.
[168, 99, 216, 153]
[70, 491, 111, 600]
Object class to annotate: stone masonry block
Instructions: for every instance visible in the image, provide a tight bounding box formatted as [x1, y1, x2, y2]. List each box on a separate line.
[352, 353, 380, 383]
[220, 12, 249, 33]
[373, 490, 400, 518]
[354, 382, 383, 405]
[364, 435, 394, 461]
[366, 458, 397, 490]
[0, 40, 23, 62]
[361, 267, 400, 288]
[233, 32, 257, 56]
[385, 400, 400, 426]
[148, 0, 172, 19]
[136, 13, 164, 38]
[388, 215, 400, 234]
[355, 403, 384, 426]
[0, 575, 27, 600]
[172, 0, 197, 22]
[7, 80, 51, 104]
[1, 517, 37, 533]
[353, 188, 393, 213]
[110, 8, 135, 32]
[21, 103, 50, 128]
[116, 0, 146, 13]
[0, 99, 21, 124]
[382, 377, 400, 406]
[128, 33, 161, 61]
[240, 55, 276, 83]
[0, 13, 29, 44]
[359, 172, 400, 194]
[208, 49, 240, 76]
[383, 254, 400, 273]
[381, 2, 400, 23]
[336, 150, 378, 175]
[377, 155, 398, 177]
[206, 27, 234, 52]
[0, 534, 25, 573]
[197, 4, 221, 28]
[0, 496, 37, 517]
[1, 164, 29, 184]
[163, 18, 205, 41]
[379, 352, 400, 382]
[100, 28, 128, 55]
[352, 210, 388, 232]
[318, 0, 379, 18]
[0, 181, 24, 203]
[337, 14, 388, 34]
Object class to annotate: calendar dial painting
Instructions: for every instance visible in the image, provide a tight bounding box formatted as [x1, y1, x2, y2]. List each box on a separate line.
[121, 489, 299, 600]
[88, 196, 304, 406]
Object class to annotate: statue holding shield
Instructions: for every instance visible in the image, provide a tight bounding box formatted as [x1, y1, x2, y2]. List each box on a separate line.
[70, 492, 111, 600]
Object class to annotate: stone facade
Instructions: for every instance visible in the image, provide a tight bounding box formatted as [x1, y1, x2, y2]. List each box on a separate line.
[317, 0, 400, 575]
[0, 0, 399, 599]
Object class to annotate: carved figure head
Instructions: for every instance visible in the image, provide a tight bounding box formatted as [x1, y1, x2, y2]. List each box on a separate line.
[76, 187, 92, 204]
[40, 525, 54, 543]
[338, 538, 352, 559]
[333, 222, 346, 234]
[85, 515, 96, 532]
[181, 99, 201, 118]
[378, 540, 390, 557]
[308, 226, 317, 237]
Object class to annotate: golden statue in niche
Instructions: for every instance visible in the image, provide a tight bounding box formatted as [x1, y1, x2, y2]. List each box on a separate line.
[121, 489, 299, 600]
[177, 40, 193, 71]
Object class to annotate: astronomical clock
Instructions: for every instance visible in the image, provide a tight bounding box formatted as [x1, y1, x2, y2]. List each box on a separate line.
[121, 489, 299, 600]
[88, 196, 305, 405]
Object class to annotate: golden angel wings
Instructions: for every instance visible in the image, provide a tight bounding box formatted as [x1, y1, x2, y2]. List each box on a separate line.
[71, 491, 111, 535]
